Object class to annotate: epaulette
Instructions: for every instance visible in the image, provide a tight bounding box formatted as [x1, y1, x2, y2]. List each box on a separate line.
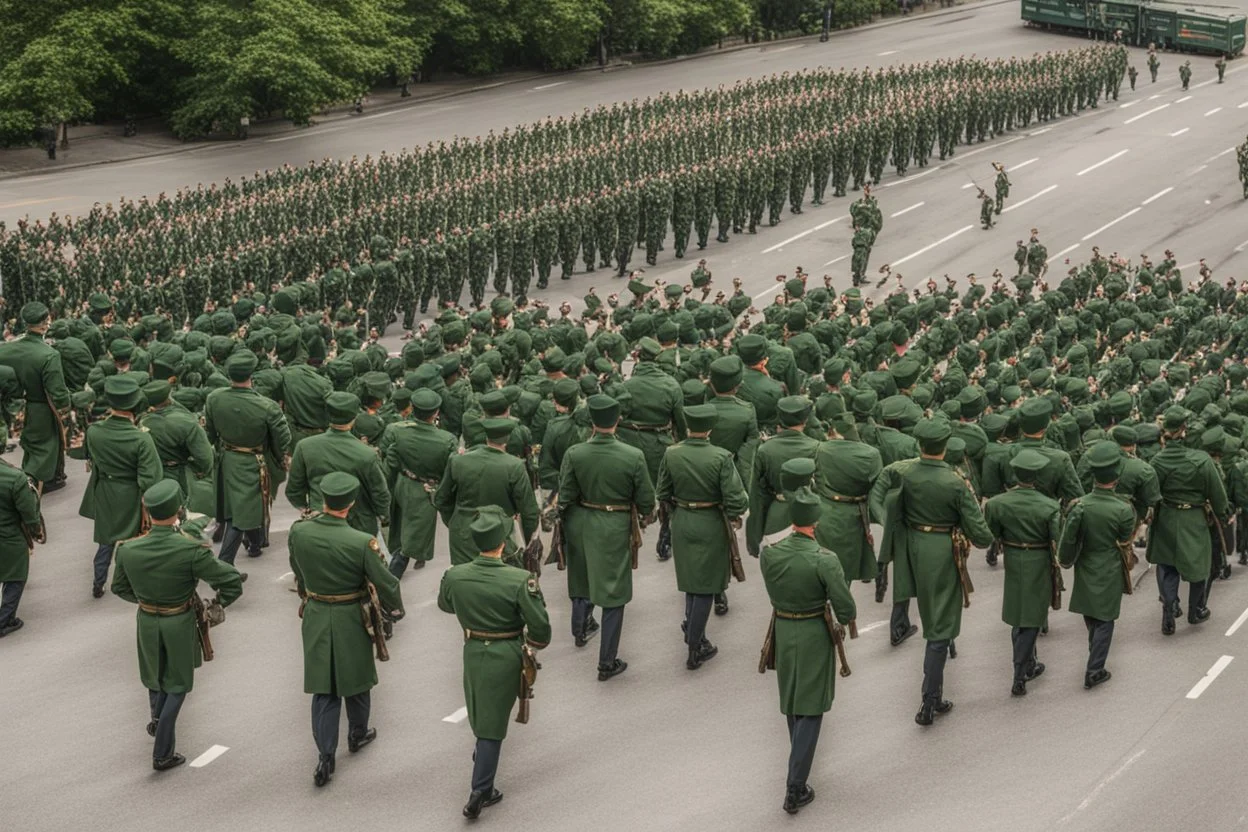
[526, 575, 543, 598]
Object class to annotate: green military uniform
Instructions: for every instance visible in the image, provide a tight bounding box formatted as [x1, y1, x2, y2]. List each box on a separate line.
[706, 356, 761, 489]
[438, 510, 551, 818]
[536, 379, 587, 492]
[813, 433, 881, 582]
[759, 487, 856, 815]
[289, 472, 404, 788]
[139, 381, 214, 499]
[1074, 425, 1160, 524]
[747, 398, 820, 556]
[655, 404, 748, 668]
[111, 480, 243, 769]
[0, 459, 42, 637]
[0, 303, 72, 487]
[279, 358, 333, 447]
[383, 390, 458, 576]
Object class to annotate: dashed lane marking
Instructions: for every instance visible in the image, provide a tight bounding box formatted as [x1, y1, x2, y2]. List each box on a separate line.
[533, 81, 567, 91]
[1077, 150, 1128, 175]
[857, 620, 888, 633]
[822, 254, 848, 268]
[1186, 655, 1233, 699]
[443, 707, 469, 724]
[1082, 207, 1141, 241]
[189, 745, 230, 768]
[761, 215, 846, 254]
[1120, 100, 1139, 109]
[1142, 187, 1172, 205]
[1057, 749, 1147, 825]
[892, 224, 974, 267]
[1124, 104, 1169, 124]
[878, 50, 899, 56]
[1009, 157, 1038, 172]
[1176, 95, 1192, 103]
[890, 202, 924, 218]
[0, 197, 69, 210]
[754, 283, 784, 302]
[1048, 243, 1079, 263]
[1001, 184, 1057, 213]
[1170, 127, 1189, 137]
[882, 164, 945, 187]
[1226, 607, 1248, 636]
[1205, 107, 1222, 117]
[1205, 147, 1236, 163]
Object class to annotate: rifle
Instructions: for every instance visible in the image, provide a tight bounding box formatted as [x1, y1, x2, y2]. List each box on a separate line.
[516, 642, 539, 725]
[824, 604, 852, 678]
[723, 511, 746, 583]
[362, 581, 390, 662]
[190, 594, 216, 662]
[874, 562, 888, 603]
[1049, 541, 1065, 611]
[629, 504, 644, 570]
[1116, 537, 1137, 595]
[758, 613, 776, 674]
[952, 528, 974, 608]
[522, 534, 544, 576]
[543, 498, 567, 571]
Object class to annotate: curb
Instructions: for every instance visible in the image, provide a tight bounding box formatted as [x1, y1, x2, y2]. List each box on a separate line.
[0, 0, 1011, 183]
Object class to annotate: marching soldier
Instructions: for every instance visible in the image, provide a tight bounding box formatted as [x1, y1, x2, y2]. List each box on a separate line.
[992, 162, 1010, 215]
[1127, 65, 1138, 90]
[0, 302, 72, 492]
[813, 417, 882, 586]
[884, 419, 993, 726]
[289, 472, 404, 788]
[383, 389, 458, 577]
[558, 394, 656, 680]
[286, 391, 391, 536]
[978, 189, 995, 229]
[983, 451, 1061, 696]
[1147, 49, 1160, 83]
[111, 480, 243, 770]
[759, 486, 856, 815]
[655, 404, 749, 669]
[1179, 60, 1192, 91]
[1148, 408, 1230, 634]
[79, 376, 163, 598]
[747, 397, 820, 557]
[0, 456, 43, 637]
[1058, 442, 1137, 689]
[1216, 54, 1227, 83]
[438, 510, 551, 819]
[706, 355, 761, 615]
[204, 351, 291, 566]
[139, 380, 214, 499]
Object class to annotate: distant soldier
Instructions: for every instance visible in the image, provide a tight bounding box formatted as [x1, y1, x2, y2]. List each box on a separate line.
[1127, 65, 1138, 91]
[978, 189, 995, 229]
[992, 162, 1010, 214]
[438, 509, 550, 819]
[111, 481, 243, 770]
[1014, 240, 1028, 276]
[1179, 60, 1192, 90]
[1148, 50, 1160, 83]
[0, 302, 72, 492]
[0, 456, 43, 637]
[1237, 134, 1248, 199]
[1216, 54, 1227, 83]
[383, 389, 458, 577]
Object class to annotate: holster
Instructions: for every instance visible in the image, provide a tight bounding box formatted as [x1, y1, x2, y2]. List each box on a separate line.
[516, 643, 539, 725]
[856, 501, 875, 548]
[824, 604, 851, 678]
[758, 613, 776, 674]
[361, 581, 390, 662]
[523, 535, 544, 576]
[952, 529, 974, 608]
[191, 594, 214, 662]
[629, 505, 644, 570]
[722, 511, 746, 583]
[545, 515, 567, 571]
[1048, 541, 1065, 611]
[1117, 539, 1137, 595]
[1206, 503, 1230, 560]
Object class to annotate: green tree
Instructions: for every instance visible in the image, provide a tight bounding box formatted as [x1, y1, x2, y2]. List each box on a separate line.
[519, 0, 606, 70]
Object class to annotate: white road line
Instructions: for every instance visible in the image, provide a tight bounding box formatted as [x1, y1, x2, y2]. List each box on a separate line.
[882, 164, 944, 187]
[1124, 104, 1169, 124]
[1077, 150, 1128, 176]
[858, 620, 888, 633]
[767, 44, 804, 53]
[1142, 187, 1173, 205]
[1149, 94, 1160, 100]
[1082, 207, 1141, 241]
[1057, 749, 1147, 825]
[1206, 147, 1236, 163]
[266, 126, 347, 143]
[1048, 244, 1079, 263]
[1029, 127, 1052, 136]
[1186, 655, 1233, 699]
[1194, 165, 1208, 173]
[358, 110, 400, 121]
[1205, 107, 1222, 117]
[1120, 100, 1139, 109]
[1009, 157, 1039, 172]
[1235, 239, 1248, 254]
[1002, 184, 1057, 213]
[1170, 127, 1189, 137]
[956, 135, 1025, 161]
[533, 81, 567, 91]
[754, 283, 785, 302]
[189, 745, 230, 768]
[277, 571, 294, 582]
[961, 182, 974, 189]
[878, 50, 899, 56]
[1176, 95, 1192, 103]
[1240, 102, 1248, 109]
[761, 215, 846, 254]
[1226, 607, 1248, 637]
[892, 225, 974, 267]
[890, 202, 924, 218]
[822, 254, 848, 267]
[443, 706, 469, 723]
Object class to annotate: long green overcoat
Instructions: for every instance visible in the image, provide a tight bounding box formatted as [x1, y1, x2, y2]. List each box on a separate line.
[78, 416, 163, 544]
[203, 386, 292, 530]
[1147, 445, 1230, 582]
[707, 394, 760, 487]
[434, 445, 539, 566]
[814, 438, 882, 581]
[1058, 489, 1137, 620]
[617, 362, 685, 482]
[0, 461, 41, 582]
[747, 429, 820, 555]
[286, 428, 391, 535]
[289, 513, 403, 697]
[655, 438, 749, 595]
[0, 333, 72, 483]
[140, 402, 214, 497]
[984, 486, 1061, 627]
[383, 420, 458, 562]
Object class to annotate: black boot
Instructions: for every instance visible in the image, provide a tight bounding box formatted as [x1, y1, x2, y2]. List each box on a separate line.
[463, 789, 504, 819]
[874, 569, 888, 604]
[890, 624, 918, 647]
[314, 754, 334, 787]
[783, 784, 815, 814]
[686, 641, 718, 670]
[714, 593, 729, 616]
[152, 753, 186, 772]
[1162, 602, 1175, 636]
[597, 659, 628, 681]
[348, 727, 376, 753]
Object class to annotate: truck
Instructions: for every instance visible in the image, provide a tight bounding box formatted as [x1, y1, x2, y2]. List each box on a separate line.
[1021, 0, 1247, 56]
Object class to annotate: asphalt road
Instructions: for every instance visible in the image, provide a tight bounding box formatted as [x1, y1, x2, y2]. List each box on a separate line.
[5, 3, 1248, 830]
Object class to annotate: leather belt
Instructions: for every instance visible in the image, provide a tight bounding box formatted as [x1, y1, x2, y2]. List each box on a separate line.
[775, 608, 824, 620]
[674, 500, 720, 510]
[579, 500, 632, 512]
[828, 493, 866, 503]
[162, 460, 186, 469]
[772, 493, 787, 502]
[1164, 501, 1198, 510]
[305, 590, 366, 604]
[138, 599, 192, 616]
[465, 629, 522, 641]
[909, 523, 953, 534]
[1002, 540, 1049, 550]
[292, 422, 325, 433]
[622, 422, 672, 433]
[224, 443, 264, 454]
[401, 470, 439, 486]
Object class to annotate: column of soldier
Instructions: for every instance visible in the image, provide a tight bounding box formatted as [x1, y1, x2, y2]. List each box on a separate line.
[3, 231, 1248, 816]
[0, 44, 1127, 332]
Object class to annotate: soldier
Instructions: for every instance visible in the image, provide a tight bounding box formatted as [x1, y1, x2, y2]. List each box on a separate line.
[1127, 64, 1138, 91]
[384, 389, 458, 578]
[286, 392, 391, 536]
[1147, 49, 1160, 83]
[850, 223, 875, 286]
[111, 480, 243, 770]
[759, 486, 856, 815]
[0, 302, 72, 492]
[439, 509, 552, 819]
[0, 456, 43, 637]
[79, 376, 163, 598]
[884, 419, 993, 726]
[655, 404, 748, 669]
[1216, 54, 1227, 83]
[1026, 229, 1048, 279]
[1179, 60, 1192, 91]
[1237, 134, 1248, 199]
[1148, 407, 1230, 634]
[1013, 240, 1028, 276]
[289, 472, 404, 788]
[747, 397, 820, 557]
[204, 351, 291, 566]
[706, 355, 760, 614]
[984, 450, 1061, 696]
[978, 189, 995, 229]
[1074, 426, 1160, 527]
[992, 162, 1010, 215]
[139, 381, 214, 500]
[558, 394, 656, 681]
[813, 415, 882, 586]
[1058, 442, 1137, 689]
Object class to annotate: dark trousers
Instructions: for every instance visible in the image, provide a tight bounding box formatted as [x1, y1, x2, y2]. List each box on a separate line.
[785, 715, 823, 789]
[890, 599, 912, 640]
[311, 692, 371, 758]
[1083, 617, 1114, 674]
[599, 605, 625, 667]
[219, 525, 261, 566]
[684, 593, 713, 649]
[1157, 563, 1206, 613]
[93, 542, 115, 590]
[571, 597, 595, 639]
[921, 639, 949, 704]
[471, 738, 502, 793]
[147, 690, 186, 760]
[1011, 626, 1039, 681]
[0, 580, 24, 627]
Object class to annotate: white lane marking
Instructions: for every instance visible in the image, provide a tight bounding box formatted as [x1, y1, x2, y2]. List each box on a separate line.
[189, 745, 230, 768]
[1081, 207, 1141, 241]
[266, 126, 347, 143]
[892, 225, 974, 267]
[1142, 187, 1173, 205]
[1176, 95, 1192, 103]
[858, 620, 888, 633]
[956, 135, 1025, 161]
[1057, 749, 1147, 825]
[1048, 244, 1079, 263]
[1240, 102, 1248, 109]
[767, 44, 804, 54]
[1170, 127, 1189, 137]
[878, 50, 899, 56]
[761, 215, 846, 254]
[533, 81, 567, 91]
[961, 182, 974, 189]
[754, 283, 784, 302]
[1186, 655, 1234, 699]
[890, 202, 924, 218]
[1205, 107, 1222, 117]
[357, 110, 401, 121]
[1030, 127, 1052, 136]
[277, 571, 294, 582]
[1235, 239, 1248, 254]
[1205, 147, 1236, 162]
[1194, 165, 1208, 173]
[822, 254, 848, 267]
[1077, 149, 1128, 176]
[1149, 94, 1161, 100]
[1226, 607, 1248, 637]
[443, 706, 469, 723]
[1120, 100, 1140, 109]
[882, 164, 944, 187]
[1124, 104, 1169, 124]
[1009, 157, 1039, 172]
[1001, 184, 1057, 213]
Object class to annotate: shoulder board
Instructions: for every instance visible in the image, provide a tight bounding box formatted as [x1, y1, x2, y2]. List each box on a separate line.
[368, 537, 381, 553]
[526, 575, 543, 597]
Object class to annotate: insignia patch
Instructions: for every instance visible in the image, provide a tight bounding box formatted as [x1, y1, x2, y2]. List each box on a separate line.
[139, 425, 151, 433]
[526, 576, 542, 597]
[369, 538, 381, 553]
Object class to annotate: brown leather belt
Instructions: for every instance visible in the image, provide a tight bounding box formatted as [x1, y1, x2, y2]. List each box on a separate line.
[909, 523, 953, 534]
[622, 422, 672, 433]
[829, 493, 866, 503]
[162, 460, 186, 469]
[775, 608, 825, 620]
[401, 470, 439, 486]
[1164, 502, 1198, 510]
[465, 629, 522, 641]
[306, 590, 367, 604]
[1002, 540, 1049, 550]
[138, 599, 192, 616]
[674, 500, 720, 510]
[224, 443, 264, 454]
[580, 501, 632, 512]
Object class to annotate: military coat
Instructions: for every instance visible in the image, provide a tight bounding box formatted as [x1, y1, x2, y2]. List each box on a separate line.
[434, 446, 539, 566]
[0, 333, 72, 483]
[78, 415, 163, 544]
[1147, 444, 1230, 582]
[813, 438, 882, 581]
[0, 461, 41, 582]
[984, 485, 1061, 627]
[383, 419, 458, 562]
[203, 386, 292, 530]
[286, 428, 391, 535]
[1058, 489, 1137, 620]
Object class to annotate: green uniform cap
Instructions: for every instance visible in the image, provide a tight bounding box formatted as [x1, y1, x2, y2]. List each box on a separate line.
[890, 358, 920, 390]
[482, 417, 515, 443]
[1107, 391, 1133, 419]
[410, 388, 441, 415]
[1009, 449, 1049, 481]
[360, 371, 391, 402]
[683, 403, 718, 433]
[790, 486, 821, 527]
[103, 376, 144, 412]
[1110, 425, 1137, 447]
[1162, 406, 1189, 432]
[636, 337, 662, 361]
[945, 436, 967, 464]
[681, 378, 707, 407]
[88, 293, 113, 313]
[541, 347, 567, 373]
[913, 418, 952, 454]
[823, 358, 848, 384]
[852, 389, 878, 417]
[664, 284, 684, 301]
[553, 378, 580, 408]
[1202, 426, 1226, 453]
[880, 395, 909, 423]
[20, 302, 50, 326]
[490, 296, 514, 318]
[777, 395, 811, 427]
[326, 391, 360, 424]
[779, 458, 816, 491]
[142, 380, 172, 407]
[142, 479, 183, 522]
[627, 278, 649, 296]
[391, 388, 413, 410]
[1086, 440, 1122, 482]
[320, 472, 360, 511]
[470, 508, 508, 552]
[709, 355, 744, 393]
[1018, 397, 1053, 434]
[588, 394, 620, 429]
[225, 350, 258, 382]
[736, 334, 768, 365]
[479, 389, 509, 416]
[980, 412, 1008, 439]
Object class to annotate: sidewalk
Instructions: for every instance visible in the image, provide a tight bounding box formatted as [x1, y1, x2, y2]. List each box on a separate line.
[0, 0, 1005, 179]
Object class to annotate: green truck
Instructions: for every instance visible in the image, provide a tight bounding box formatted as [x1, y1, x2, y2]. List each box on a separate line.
[1022, 0, 1247, 56]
